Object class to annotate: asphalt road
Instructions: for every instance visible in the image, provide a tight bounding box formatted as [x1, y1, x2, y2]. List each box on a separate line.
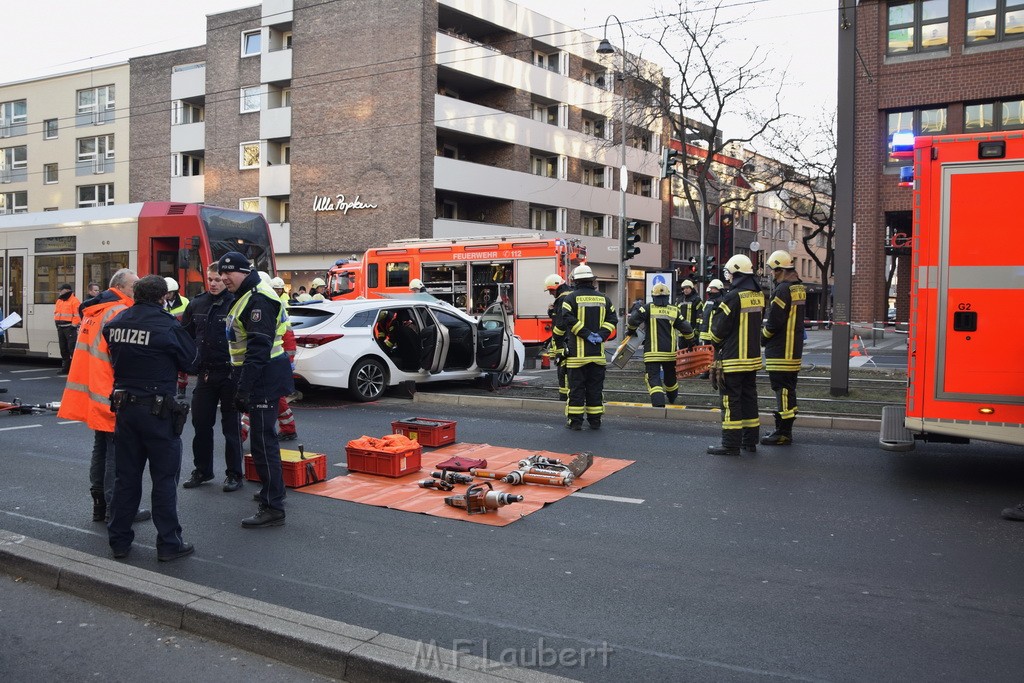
[2, 358, 1023, 682]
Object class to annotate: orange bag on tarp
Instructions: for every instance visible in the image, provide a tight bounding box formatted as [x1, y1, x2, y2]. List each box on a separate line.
[346, 434, 419, 453]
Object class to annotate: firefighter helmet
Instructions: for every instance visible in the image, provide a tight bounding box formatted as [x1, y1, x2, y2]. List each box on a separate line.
[724, 254, 754, 275]
[409, 278, 425, 291]
[543, 274, 565, 291]
[311, 277, 326, 288]
[680, 279, 695, 290]
[766, 250, 795, 270]
[708, 278, 725, 290]
[571, 264, 594, 281]
[164, 277, 179, 292]
[651, 283, 671, 297]
[270, 276, 285, 289]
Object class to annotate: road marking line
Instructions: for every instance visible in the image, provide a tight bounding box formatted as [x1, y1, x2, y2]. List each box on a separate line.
[0, 424, 42, 432]
[10, 368, 50, 374]
[571, 492, 645, 504]
[20, 376, 51, 381]
[58, 420, 81, 425]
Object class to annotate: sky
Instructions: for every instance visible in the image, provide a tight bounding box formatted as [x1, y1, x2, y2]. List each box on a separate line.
[4, 0, 838, 141]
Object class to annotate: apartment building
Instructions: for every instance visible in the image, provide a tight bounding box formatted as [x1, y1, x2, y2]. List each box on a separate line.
[853, 0, 1024, 324]
[0, 64, 129, 214]
[126, 0, 666, 296]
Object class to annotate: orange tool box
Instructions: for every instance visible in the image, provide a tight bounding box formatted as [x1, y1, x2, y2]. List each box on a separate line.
[390, 417, 457, 447]
[346, 435, 422, 477]
[244, 448, 327, 488]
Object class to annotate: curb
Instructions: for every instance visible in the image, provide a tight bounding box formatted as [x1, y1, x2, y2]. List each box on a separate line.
[413, 393, 881, 433]
[0, 529, 573, 683]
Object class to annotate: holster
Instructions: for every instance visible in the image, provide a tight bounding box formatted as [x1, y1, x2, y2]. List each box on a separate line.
[171, 398, 190, 436]
[109, 390, 126, 414]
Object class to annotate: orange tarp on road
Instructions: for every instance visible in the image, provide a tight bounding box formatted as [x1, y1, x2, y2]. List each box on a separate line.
[298, 442, 634, 526]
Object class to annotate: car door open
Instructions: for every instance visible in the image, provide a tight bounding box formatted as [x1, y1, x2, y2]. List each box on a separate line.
[475, 301, 513, 372]
[417, 306, 449, 373]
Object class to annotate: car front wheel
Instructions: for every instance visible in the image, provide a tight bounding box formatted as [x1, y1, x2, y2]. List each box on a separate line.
[349, 357, 388, 402]
[496, 355, 520, 387]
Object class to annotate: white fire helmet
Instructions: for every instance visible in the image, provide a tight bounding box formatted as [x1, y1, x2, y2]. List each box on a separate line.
[164, 277, 179, 292]
[409, 278, 425, 291]
[258, 271, 272, 286]
[724, 254, 754, 275]
[766, 250, 795, 270]
[270, 276, 285, 289]
[708, 279, 725, 291]
[571, 264, 594, 281]
[680, 279, 695, 290]
[311, 277, 326, 288]
[543, 274, 565, 291]
[651, 283, 671, 297]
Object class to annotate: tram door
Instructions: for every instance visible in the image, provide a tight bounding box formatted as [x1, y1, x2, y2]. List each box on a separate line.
[0, 249, 27, 346]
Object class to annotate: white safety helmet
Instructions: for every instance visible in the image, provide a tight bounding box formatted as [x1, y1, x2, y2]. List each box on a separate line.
[724, 254, 754, 275]
[651, 283, 671, 297]
[164, 277, 179, 292]
[296, 292, 313, 302]
[708, 278, 725, 290]
[680, 279, 695, 290]
[766, 250, 795, 270]
[311, 277, 326, 288]
[258, 271, 272, 286]
[409, 278, 425, 291]
[543, 274, 565, 291]
[270, 276, 285, 289]
[571, 264, 594, 281]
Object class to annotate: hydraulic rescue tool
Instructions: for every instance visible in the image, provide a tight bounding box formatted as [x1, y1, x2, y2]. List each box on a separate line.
[444, 482, 523, 515]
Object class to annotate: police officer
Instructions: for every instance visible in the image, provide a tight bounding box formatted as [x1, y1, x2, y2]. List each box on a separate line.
[104, 275, 197, 561]
[760, 250, 806, 445]
[553, 264, 616, 430]
[627, 283, 695, 407]
[544, 274, 572, 400]
[218, 251, 294, 528]
[163, 277, 190, 319]
[180, 263, 244, 491]
[677, 279, 702, 331]
[706, 255, 764, 455]
[54, 283, 81, 374]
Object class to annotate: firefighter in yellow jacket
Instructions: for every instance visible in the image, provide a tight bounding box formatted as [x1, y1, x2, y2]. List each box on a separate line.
[627, 283, 695, 407]
[552, 264, 616, 430]
[760, 250, 806, 445]
[706, 255, 764, 455]
[544, 273, 572, 399]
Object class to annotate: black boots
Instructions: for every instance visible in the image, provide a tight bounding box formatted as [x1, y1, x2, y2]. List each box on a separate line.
[761, 415, 794, 445]
[90, 488, 106, 522]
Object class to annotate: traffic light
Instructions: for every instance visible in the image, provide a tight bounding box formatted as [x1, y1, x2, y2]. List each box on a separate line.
[688, 256, 698, 276]
[704, 253, 716, 280]
[660, 148, 680, 179]
[622, 221, 641, 261]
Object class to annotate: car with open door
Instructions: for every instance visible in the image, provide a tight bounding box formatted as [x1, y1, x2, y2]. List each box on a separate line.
[287, 296, 523, 401]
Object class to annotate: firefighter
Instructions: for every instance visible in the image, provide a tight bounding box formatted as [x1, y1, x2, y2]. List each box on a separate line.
[409, 278, 426, 293]
[310, 277, 327, 301]
[553, 264, 616, 430]
[706, 255, 764, 455]
[678, 279, 702, 331]
[627, 283, 695, 407]
[270, 276, 289, 305]
[544, 274, 571, 400]
[54, 283, 81, 374]
[760, 250, 806, 445]
[698, 278, 725, 343]
[163, 277, 190, 319]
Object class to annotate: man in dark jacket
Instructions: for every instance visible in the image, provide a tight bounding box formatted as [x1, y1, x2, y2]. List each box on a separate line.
[628, 283, 695, 407]
[218, 251, 294, 528]
[760, 250, 806, 445]
[544, 274, 572, 400]
[677, 279, 702, 331]
[706, 255, 764, 455]
[180, 263, 244, 491]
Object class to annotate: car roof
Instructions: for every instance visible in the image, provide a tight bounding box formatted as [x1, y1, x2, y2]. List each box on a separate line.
[287, 296, 465, 317]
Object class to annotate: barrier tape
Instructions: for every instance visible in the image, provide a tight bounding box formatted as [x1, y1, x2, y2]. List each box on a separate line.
[804, 320, 908, 335]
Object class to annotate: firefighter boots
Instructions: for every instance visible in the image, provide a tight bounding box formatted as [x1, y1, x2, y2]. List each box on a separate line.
[761, 415, 794, 445]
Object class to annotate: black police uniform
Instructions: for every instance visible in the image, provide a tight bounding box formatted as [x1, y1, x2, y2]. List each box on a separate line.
[228, 270, 294, 517]
[553, 283, 616, 429]
[104, 301, 197, 557]
[181, 288, 242, 483]
[627, 298, 695, 407]
[761, 273, 806, 444]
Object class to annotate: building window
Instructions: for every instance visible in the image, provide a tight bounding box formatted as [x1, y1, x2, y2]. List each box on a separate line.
[77, 184, 113, 208]
[239, 142, 261, 169]
[531, 102, 559, 126]
[283, 31, 293, 49]
[0, 191, 28, 214]
[583, 166, 605, 187]
[171, 101, 204, 125]
[1, 145, 27, 170]
[531, 154, 557, 178]
[77, 85, 115, 114]
[43, 163, 58, 184]
[887, 1, 949, 54]
[171, 153, 203, 177]
[581, 214, 605, 237]
[43, 119, 58, 140]
[242, 30, 261, 57]
[239, 197, 260, 213]
[530, 206, 557, 231]
[281, 88, 292, 107]
[886, 107, 947, 163]
[77, 135, 115, 163]
[965, 97, 1024, 131]
[635, 177, 653, 197]
[533, 51, 561, 73]
[583, 117, 606, 138]
[240, 86, 261, 113]
[0, 99, 27, 126]
[967, 0, 1024, 44]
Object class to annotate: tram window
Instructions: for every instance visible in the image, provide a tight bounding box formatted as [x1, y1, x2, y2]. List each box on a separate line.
[84, 251, 128, 293]
[386, 261, 410, 288]
[34, 255, 76, 304]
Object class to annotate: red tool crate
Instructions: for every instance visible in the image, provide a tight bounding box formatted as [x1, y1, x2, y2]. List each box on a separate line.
[390, 417, 457, 447]
[346, 442, 422, 477]
[244, 449, 327, 488]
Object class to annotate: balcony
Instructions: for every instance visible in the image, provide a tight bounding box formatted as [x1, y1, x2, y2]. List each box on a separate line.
[260, 163, 291, 197]
[170, 122, 205, 153]
[260, 106, 291, 140]
[262, 0, 293, 25]
[171, 64, 206, 100]
[262, 47, 292, 84]
[170, 175, 205, 203]
[268, 222, 291, 252]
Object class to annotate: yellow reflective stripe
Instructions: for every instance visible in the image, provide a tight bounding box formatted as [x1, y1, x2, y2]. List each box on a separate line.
[722, 358, 762, 372]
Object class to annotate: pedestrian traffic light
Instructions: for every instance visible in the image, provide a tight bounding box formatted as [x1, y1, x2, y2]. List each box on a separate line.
[660, 148, 680, 179]
[704, 254, 716, 280]
[688, 256, 698, 275]
[622, 221, 641, 261]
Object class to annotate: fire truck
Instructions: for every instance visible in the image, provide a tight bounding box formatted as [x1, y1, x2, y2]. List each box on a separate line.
[880, 133, 1024, 450]
[325, 234, 586, 345]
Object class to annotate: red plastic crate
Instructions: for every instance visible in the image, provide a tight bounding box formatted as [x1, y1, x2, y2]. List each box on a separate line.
[390, 417, 457, 447]
[346, 443, 422, 477]
[244, 449, 327, 488]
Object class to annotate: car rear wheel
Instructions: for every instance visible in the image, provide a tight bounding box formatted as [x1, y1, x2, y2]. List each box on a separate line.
[349, 357, 388, 402]
[496, 355, 520, 387]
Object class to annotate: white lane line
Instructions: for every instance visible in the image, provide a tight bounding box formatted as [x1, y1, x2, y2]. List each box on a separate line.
[10, 368, 50, 374]
[20, 376, 52, 381]
[0, 424, 42, 432]
[0, 379, 11, 382]
[571, 492, 645, 504]
[58, 420, 81, 425]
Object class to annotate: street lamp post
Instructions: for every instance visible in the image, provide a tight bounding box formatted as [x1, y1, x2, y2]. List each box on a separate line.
[597, 16, 628, 335]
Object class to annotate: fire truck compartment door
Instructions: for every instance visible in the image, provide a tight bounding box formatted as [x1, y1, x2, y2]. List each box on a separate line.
[476, 301, 513, 372]
[936, 164, 1024, 402]
[416, 307, 449, 374]
[516, 257, 557, 316]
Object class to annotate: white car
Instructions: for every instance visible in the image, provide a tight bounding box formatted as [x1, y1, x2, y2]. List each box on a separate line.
[288, 296, 524, 401]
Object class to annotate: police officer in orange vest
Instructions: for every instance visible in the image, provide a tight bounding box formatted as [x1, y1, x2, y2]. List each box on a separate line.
[54, 283, 81, 374]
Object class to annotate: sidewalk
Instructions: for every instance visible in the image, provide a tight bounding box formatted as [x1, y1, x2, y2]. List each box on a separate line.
[802, 327, 907, 352]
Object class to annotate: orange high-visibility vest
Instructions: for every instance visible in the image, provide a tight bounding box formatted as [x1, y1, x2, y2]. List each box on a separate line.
[57, 290, 133, 432]
[54, 295, 82, 326]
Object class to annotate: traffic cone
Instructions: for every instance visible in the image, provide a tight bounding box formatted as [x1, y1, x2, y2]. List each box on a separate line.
[849, 334, 867, 358]
[540, 352, 551, 369]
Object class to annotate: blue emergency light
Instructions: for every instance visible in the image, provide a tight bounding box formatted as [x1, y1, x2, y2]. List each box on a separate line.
[898, 166, 914, 187]
[889, 131, 915, 159]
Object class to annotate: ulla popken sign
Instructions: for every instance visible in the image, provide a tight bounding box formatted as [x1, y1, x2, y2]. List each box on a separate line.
[312, 194, 379, 214]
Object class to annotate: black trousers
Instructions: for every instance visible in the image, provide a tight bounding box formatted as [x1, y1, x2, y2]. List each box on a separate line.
[567, 363, 605, 423]
[249, 397, 286, 511]
[56, 324, 75, 368]
[766, 370, 799, 420]
[190, 367, 243, 479]
[719, 370, 759, 447]
[108, 402, 186, 555]
[644, 360, 678, 406]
